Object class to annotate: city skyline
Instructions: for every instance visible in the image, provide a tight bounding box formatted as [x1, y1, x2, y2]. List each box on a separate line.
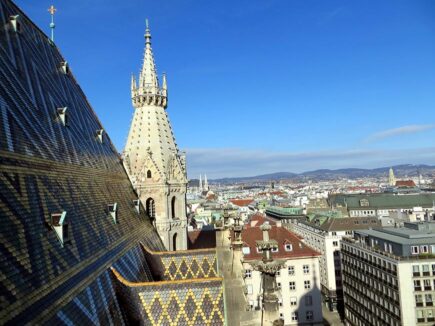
[16, 0, 435, 178]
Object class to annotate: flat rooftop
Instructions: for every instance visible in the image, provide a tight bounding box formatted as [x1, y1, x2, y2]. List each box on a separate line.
[356, 222, 435, 245]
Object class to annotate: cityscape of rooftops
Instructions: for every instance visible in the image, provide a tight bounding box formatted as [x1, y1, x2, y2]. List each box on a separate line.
[1, 1, 435, 326]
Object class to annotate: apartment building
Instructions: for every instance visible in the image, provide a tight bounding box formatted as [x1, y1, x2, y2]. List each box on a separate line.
[283, 216, 381, 312]
[341, 222, 435, 326]
[241, 216, 323, 325]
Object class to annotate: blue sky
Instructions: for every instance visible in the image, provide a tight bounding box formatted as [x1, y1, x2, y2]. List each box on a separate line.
[16, 0, 435, 178]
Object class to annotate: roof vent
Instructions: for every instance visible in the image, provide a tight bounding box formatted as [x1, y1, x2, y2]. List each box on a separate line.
[108, 203, 118, 224]
[60, 61, 69, 74]
[57, 107, 68, 126]
[96, 129, 104, 143]
[50, 211, 68, 247]
[9, 15, 21, 33]
[133, 199, 140, 214]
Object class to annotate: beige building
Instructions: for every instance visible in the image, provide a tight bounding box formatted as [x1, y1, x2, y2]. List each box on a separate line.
[284, 216, 381, 312]
[124, 21, 187, 250]
[241, 215, 323, 325]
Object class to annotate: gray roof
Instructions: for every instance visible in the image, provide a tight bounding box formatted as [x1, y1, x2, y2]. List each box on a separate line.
[356, 223, 435, 245]
[330, 193, 435, 210]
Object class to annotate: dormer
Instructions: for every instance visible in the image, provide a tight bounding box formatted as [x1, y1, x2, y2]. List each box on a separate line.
[284, 241, 293, 252]
[96, 129, 104, 143]
[9, 15, 21, 33]
[108, 203, 118, 223]
[50, 211, 68, 246]
[133, 199, 140, 214]
[57, 107, 68, 126]
[60, 61, 69, 74]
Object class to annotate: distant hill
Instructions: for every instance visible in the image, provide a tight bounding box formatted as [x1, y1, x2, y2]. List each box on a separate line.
[208, 164, 435, 183]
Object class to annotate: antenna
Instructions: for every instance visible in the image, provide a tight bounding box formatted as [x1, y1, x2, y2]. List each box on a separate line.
[48, 5, 56, 42]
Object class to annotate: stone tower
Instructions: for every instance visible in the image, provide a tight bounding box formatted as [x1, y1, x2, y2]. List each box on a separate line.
[389, 167, 396, 186]
[124, 20, 188, 251]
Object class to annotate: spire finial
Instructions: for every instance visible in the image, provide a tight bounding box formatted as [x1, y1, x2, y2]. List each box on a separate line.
[145, 18, 151, 46]
[48, 5, 56, 42]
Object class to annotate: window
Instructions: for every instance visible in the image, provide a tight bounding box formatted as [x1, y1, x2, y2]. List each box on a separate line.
[421, 245, 429, 254]
[423, 265, 430, 276]
[279, 300, 283, 307]
[413, 265, 420, 276]
[276, 269, 280, 276]
[432, 264, 435, 276]
[289, 281, 296, 290]
[417, 310, 424, 322]
[333, 241, 338, 247]
[271, 247, 278, 253]
[146, 170, 152, 178]
[424, 279, 432, 290]
[412, 246, 420, 255]
[290, 297, 297, 306]
[288, 266, 295, 275]
[426, 294, 433, 306]
[244, 269, 252, 278]
[291, 312, 298, 321]
[306, 311, 313, 321]
[305, 295, 313, 306]
[414, 280, 421, 291]
[304, 280, 311, 289]
[242, 246, 251, 255]
[277, 282, 281, 290]
[303, 265, 310, 274]
[246, 284, 253, 294]
[285, 243, 293, 251]
[416, 294, 423, 307]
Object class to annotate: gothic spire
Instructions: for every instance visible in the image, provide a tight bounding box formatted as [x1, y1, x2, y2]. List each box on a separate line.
[139, 19, 159, 91]
[132, 19, 167, 109]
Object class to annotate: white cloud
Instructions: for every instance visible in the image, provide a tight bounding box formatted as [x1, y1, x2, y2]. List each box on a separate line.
[365, 124, 435, 143]
[185, 146, 435, 179]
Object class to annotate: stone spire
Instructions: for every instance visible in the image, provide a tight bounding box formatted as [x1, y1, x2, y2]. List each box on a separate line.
[389, 167, 396, 186]
[199, 174, 203, 192]
[124, 21, 188, 251]
[204, 174, 209, 191]
[131, 19, 167, 109]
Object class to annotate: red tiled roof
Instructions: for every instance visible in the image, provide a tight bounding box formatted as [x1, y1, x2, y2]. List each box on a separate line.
[247, 213, 276, 228]
[230, 199, 253, 207]
[241, 225, 320, 261]
[395, 180, 416, 187]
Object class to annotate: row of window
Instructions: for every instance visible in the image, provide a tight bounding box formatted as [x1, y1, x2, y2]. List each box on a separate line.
[411, 245, 435, 255]
[415, 294, 434, 307]
[283, 280, 311, 290]
[413, 264, 435, 276]
[414, 279, 435, 292]
[286, 311, 314, 322]
[244, 265, 311, 278]
[242, 243, 294, 255]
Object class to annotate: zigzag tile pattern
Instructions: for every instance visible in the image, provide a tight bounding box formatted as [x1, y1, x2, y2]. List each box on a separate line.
[0, 0, 165, 324]
[139, 282, 224, 326]
[159, 250, 219, 280]
[112, 267, 225, 326]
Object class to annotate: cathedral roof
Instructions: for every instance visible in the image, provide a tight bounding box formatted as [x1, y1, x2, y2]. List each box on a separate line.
[0, 1, 164, 324]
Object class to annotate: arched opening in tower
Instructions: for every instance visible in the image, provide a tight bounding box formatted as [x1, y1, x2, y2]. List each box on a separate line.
[171, 196, 176, 219]
[146, 197, 155, 221]
[146, 170, 152, 178]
